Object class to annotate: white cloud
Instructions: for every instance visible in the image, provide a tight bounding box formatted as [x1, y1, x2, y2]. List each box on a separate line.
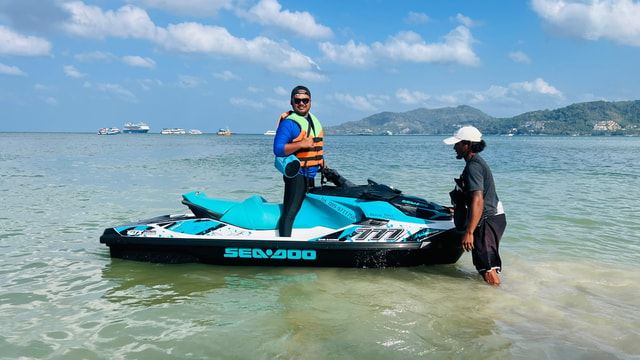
[157, 22, 325, 81]
[213, 70, 239, 81]
[41, 96, 58, 105]
[531, 0, 640, 46]
[375, 28, 480, 66]
[155, 23, 228, 52]
[125, 0, 232, 17]
[453, 13, 478, 28]
[395, 88, 431, 105]
[404, 12, 430, 25]
[62, 2, 159, 40]
[274, 86, 287, 96]
[122, 55, 156, 68]
[84, 81, 138, 102]
[230, 97, 265, 109]
[508, 51, 531, 64]
[0, 25, 52, 56]
[129, 0, 332, 39]
[319, 40, 375, 67]
[320, 26, 480, 67]
[177, 74, 207, 88]
[137, 78, 163, 90]
[0, 63, 27, 76]
[392, 78, 563, 116]
[75, 51, 117, 62]
[510, 78, 562, 96]
[98, 83, 137, 102]
[33, 84, 59, 106]
[60, 3, 324, 80]
[330, 93, 390, 112]
[239, 0, 333, 39]
[64, 65, 87, 78]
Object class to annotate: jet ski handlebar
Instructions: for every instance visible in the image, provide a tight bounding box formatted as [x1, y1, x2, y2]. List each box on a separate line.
[321, 168, 401, 194]
[321, 168, 355, 187]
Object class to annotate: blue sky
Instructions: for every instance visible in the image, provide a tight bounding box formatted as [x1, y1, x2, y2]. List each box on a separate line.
[1, 0, 639, 133]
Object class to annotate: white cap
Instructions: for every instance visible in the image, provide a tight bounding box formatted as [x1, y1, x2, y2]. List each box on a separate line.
[443, 126, 482, 145]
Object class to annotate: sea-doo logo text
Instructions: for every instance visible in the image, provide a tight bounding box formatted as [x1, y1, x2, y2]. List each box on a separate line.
[224, 248, 317, 260]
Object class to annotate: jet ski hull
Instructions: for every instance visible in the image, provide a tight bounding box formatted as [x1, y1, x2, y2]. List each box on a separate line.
[100, 214, 463, 268]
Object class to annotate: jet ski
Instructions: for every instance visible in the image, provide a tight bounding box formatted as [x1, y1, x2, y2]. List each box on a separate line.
[99, 169, 463, 268]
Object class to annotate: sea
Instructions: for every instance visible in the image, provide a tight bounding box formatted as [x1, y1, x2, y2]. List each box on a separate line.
[1, 132, 639, 360]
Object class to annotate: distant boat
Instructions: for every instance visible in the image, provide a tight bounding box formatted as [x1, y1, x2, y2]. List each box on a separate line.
[98, 127, 121, 135]
[122, 122, 150, 133]
[161, 128, 186, 135]
[189, 129, 203, 135]
[217, 127, 231, 136]
[263, 130, 276, 135]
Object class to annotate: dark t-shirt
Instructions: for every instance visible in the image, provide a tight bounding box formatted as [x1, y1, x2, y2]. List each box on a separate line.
[462, 154, 500, 219]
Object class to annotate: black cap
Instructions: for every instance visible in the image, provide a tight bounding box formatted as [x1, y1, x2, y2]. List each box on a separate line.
[290, 85, 311, 98]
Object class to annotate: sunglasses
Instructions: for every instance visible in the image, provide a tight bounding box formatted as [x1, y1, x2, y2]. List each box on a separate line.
[293, 98, 310, 104]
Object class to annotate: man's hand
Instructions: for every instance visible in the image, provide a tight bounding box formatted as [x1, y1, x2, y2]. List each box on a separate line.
[461, 232, 474, 252]
[297, 137, 314, 149]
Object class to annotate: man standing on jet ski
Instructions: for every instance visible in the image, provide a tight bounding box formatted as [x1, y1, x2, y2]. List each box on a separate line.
[273, 85, 325, 237]
[444, 126, 506, 286]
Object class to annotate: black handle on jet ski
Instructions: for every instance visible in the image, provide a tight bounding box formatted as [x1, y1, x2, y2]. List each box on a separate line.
[322, 168, 355, 187]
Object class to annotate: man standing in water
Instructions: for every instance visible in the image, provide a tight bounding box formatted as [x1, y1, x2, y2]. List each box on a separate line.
[444, 126, 506, 286]
[273, 85, 324, 237]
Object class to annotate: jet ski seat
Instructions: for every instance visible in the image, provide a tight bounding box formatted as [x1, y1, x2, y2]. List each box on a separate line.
[219, 195, 281, 230]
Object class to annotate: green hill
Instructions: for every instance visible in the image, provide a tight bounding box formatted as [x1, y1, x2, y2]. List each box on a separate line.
[325, 100, 640, 136]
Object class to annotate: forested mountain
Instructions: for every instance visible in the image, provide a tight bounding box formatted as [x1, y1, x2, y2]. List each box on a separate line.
[324, 100, 640, 136]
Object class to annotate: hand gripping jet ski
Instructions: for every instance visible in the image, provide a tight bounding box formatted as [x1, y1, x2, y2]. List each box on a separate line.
[99, 169, 463, 268]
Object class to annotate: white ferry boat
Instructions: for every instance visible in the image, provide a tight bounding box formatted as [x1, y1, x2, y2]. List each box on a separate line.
[98, 127, 121, 135]
[161, 128, 186, 135]
[263, 130, 276, 135]
[122, 122, 150, 133]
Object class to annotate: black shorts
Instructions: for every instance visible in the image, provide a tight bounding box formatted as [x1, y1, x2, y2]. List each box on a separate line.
[472, 213, 507, 273]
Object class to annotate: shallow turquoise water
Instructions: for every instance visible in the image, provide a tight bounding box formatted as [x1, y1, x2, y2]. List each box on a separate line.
[1, 133, 639, 359]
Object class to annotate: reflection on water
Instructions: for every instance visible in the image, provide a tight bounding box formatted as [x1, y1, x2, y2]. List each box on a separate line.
[101, 261, 321, 307]
[97, 260, 510, 359]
